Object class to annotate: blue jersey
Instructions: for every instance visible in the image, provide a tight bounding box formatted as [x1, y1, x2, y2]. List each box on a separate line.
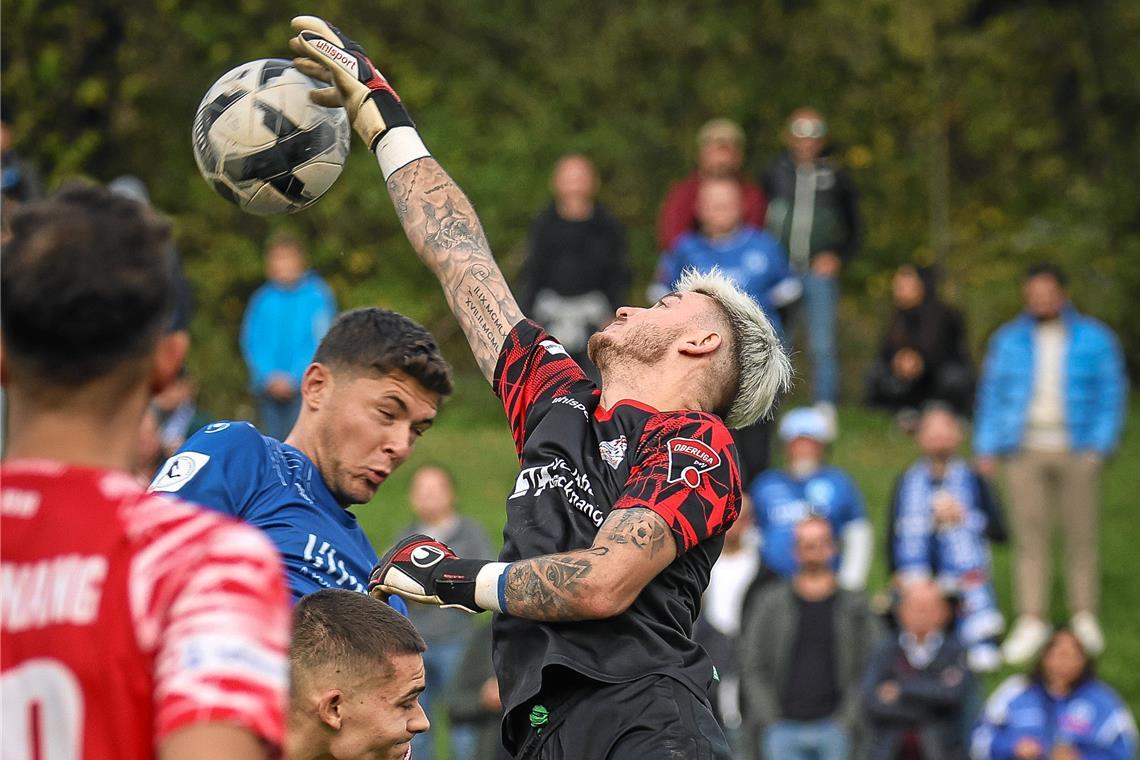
[748, 467, 865, 577]
[655, 225, 799, 335]
[149, 421, 378, 601]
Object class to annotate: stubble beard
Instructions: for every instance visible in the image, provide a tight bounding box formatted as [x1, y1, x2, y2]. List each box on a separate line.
[588, 321, 682, 380]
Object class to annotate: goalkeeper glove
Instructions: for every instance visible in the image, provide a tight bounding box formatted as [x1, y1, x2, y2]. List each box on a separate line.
[369, 534, 509, 614]
[289, 16, 430, 178]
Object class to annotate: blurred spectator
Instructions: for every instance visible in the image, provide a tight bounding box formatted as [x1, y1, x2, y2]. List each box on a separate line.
[974, 264, 1127, 665]
[241, 233, 336, 441]
[762, 107, 861, 433]
[1, 105, 43, 202]
[749, 407, 872, 591]
[862, 580, 974, 760]
[108, 175, 194, 333]
[520, 153, 628, 377]
[652, 176, 801, 480]
[740, 516, 879, 760]
[694, 496, 761, 748]
[866, 265, 975, 426]
[970, 628, 1138, 760]
[397, 465, 493, 760]
[657, 117, 767, 251]
[888, 405, 1007, 672]
[448, 625, 512, 760]
[152, 370, 213, 459]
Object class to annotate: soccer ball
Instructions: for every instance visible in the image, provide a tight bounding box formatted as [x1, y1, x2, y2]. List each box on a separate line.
[192, 58, 351, 215]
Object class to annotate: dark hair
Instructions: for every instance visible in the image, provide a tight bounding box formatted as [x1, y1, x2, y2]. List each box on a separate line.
[1024, 263, 1068, 287]
[290, 590, 426, 690]
[313, 308, 453, 397]
[1, 183, 174, 388]
[265, 231, 305, 254]
[1030, 627, 1096, 688]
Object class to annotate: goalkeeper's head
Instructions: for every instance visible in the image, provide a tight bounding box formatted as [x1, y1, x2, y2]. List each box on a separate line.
[289, 589, 429, 759]
[588, 267, 789, 429]
[1, 183, 187, 429]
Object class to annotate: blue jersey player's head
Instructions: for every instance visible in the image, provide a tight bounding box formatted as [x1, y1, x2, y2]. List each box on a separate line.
[1, 183, 188, 469]
[285, 308, 453, 506]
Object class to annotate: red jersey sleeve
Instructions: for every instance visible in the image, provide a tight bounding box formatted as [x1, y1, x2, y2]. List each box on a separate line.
[493, 319, 591, 457]
[127, 498, 290, 748]
[613, 412, 742, 553]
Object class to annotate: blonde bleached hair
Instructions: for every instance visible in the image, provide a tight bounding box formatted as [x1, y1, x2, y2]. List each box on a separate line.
[676, 267, 792, 428]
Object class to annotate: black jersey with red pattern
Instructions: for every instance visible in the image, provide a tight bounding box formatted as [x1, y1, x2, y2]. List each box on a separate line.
[491, 319, 742, 725]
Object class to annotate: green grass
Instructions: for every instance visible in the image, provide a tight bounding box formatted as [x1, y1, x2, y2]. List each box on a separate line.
[355, 382, 1140, 710]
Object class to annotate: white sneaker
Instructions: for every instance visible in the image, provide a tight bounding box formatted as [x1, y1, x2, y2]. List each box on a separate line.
[1002, 616, 1052, 666]
[967, 643, 1003, 673]
[814, 402, 838, 441]
[1070, 611, 1106, 656]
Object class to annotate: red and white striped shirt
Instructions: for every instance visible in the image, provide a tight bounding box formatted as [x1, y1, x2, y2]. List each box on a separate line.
[1, 460, 290, 759]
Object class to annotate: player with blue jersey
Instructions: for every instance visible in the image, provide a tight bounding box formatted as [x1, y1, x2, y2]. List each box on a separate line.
[151, 307, 452, 602]
[749, 407, 873, 589]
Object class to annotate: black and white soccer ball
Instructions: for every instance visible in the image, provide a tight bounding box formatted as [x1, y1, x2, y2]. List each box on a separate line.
[192, 59, 351, 215]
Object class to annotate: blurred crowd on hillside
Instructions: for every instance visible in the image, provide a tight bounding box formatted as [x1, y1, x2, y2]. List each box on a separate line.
[1, 100, 1134, 760]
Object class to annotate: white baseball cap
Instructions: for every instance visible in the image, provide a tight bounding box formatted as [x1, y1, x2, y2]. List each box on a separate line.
[777, 407, 833, 444]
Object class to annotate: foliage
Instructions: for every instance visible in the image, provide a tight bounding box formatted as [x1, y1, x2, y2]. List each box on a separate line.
[3, 0, 1138, 412]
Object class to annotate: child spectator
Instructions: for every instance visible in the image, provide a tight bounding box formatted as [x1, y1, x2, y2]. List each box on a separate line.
[888, 405, 1007, 672]
[240, 234, 336, 440]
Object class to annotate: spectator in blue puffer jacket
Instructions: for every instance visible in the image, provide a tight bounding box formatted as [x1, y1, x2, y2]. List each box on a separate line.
[973, 264, 1126, 667]
[970, 628, 1137, 760]
[241, 234, 337, 441]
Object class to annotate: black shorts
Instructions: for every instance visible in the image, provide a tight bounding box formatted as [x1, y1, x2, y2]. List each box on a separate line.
[507, 672, 732, 759]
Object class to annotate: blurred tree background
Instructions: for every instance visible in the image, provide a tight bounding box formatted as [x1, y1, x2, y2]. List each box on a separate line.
[2, 0, 1138, 415]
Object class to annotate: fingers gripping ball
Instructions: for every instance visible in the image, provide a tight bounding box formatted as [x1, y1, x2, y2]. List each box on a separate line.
[191, 58, 351, 215]
[288, 16, 414, 150]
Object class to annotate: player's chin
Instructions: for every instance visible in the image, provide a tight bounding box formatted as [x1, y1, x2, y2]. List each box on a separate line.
[343, 478, 380, 505]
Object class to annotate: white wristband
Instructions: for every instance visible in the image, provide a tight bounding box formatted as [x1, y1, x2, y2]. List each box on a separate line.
[474, 562, 510, 613]
[374, 126, 431, 181]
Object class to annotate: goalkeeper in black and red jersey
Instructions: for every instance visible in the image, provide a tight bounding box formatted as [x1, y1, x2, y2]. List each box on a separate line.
[290, 17, 791, 758]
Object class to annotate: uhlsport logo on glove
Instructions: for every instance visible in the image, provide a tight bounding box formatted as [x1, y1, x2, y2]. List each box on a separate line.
[304, 34, 359, 74]
[410, 544, 448, 568]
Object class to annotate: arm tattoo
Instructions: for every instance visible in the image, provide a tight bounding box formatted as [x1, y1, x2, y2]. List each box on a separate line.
[386, 159, 523, 382]
[503, 548, 608, 621]
[600, 508, 672, 559]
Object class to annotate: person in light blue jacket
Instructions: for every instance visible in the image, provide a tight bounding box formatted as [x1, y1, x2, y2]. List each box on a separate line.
[971, 628, 1137, 760]
[241, 234, 337, 440]
[973, 264, 1126, 668]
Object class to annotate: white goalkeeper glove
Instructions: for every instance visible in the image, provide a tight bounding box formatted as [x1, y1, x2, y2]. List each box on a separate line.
[289, 16, 430, 179]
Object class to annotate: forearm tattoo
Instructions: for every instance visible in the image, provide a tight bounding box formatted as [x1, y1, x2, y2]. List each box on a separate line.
[503, 548, 608, 621]
[386, 159, 523, 381]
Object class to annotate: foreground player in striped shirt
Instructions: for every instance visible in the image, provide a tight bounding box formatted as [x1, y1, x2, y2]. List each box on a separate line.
[1, 185, 291, 759]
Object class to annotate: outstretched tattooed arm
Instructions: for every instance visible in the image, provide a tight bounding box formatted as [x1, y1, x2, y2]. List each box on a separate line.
[500, 506, 678, 621]
[386, 159, 524, 383]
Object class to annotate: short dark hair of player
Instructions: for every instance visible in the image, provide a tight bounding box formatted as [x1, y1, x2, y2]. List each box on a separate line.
[290, 589, 426, 695]
[1024, 262, 1068, 287]
[313, 307, 454, 397]
[1, 183, 175, 391]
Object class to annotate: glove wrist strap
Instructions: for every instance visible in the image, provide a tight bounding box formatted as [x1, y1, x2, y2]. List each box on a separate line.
[474, 562, 510, 614]
[374, 125, 431, 180]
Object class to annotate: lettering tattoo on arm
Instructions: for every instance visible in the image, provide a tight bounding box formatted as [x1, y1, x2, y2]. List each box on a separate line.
[386, 159, 523, 382]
